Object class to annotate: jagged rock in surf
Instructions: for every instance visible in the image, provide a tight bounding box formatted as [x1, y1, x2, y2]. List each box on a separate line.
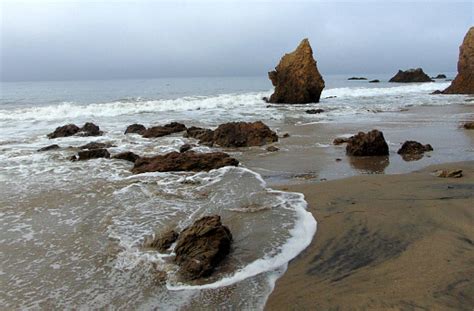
[125, 124, 146, 135]
[268, 38, 325, 104]
[79, 142, 115, 150]
[47, 122, 103, 139]
[112, 151, 140, 163]
[389, 68, 433, 83]
[142, 122, 187, 138]
[77, 148, 110, 161]
[37, 144, 60, 152]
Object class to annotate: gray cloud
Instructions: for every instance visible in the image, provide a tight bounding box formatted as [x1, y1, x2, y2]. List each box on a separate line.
[1, 0, 472, 81]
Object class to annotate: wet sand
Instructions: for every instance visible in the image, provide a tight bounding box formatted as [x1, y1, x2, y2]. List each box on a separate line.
[266, 161, 474, 310]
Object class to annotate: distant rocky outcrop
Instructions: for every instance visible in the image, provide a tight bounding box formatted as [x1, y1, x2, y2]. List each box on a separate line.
[142, 122, 187, 138]
[48, 123, 103, 139]
[369, 79, 380, 83]
[125, 124, 146, 135]
[432, 74, 447, 79]
[348, 77, 367, 80]
[268, 39, 325, 104]
[389, 68, 433, 83]
[131, 151, 238, 174]
[174, 215, 232, 280]
[443, 27, 474, 94]
[397, 141, 433, 161]
[346, 130, 389, 156]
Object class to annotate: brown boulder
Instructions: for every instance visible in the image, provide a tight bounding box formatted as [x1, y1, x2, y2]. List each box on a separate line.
[142, 122, 187, 138]
[174, 215, 232, 280]
[78, 122, 103, 136]
[346, 130, 389, 156]
[125, 124, 146, 135]
[209, 121, 278, 147]
[131, 151, 239, 174]
[47, 124, 80, 139]
[389, 68, 433, 83]
[268, 38, 325, 104]
[112, 151, 140, 163]
[148, 230, 179, 252]
[77, 148, 110, 161]
[443, 27, 474, 94]
[463, 122, 474, 129]
[183, 126, 215, 143]
[397, 141, 433, 161]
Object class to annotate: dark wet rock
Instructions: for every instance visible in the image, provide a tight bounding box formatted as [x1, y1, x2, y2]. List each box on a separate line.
[335, 158, 342, 162]
[78, 122, 103, 136]
[266, 146, 279, 152]
[433, 74, 447, 79]
[262, 96, 269, 102]
[131, 151, 239, 174]
[325, 96, 337, 99]
[348, 77, 367, 80]
[79, 142, 115, 150]
[174, 215, 232, 280]
[112, 151, 140, 163]
[69, 155, 78, 161]
[462, 122, 474, 129]
[47, 124, 80, 139]
[282, 133, 290, 138]
[208, 121, 278, 147]
[434, 169, 463, 178]
[431, 90, 443, 95]
[37, 144, 60, 152]
[333, 137, 349, 145]
[77, 148, 110, 161]
[369, 79, 380, 83]
[444, 27, 474, 94]
[268, 38, 325, 104]
[389, 68, 434, 83]
[148, 230, 179, 252]
[397, 141, 433, 155]
[183, 126, 214, 143]
[346, 130, 389, 156]
[142, 122, 187, 138]
[125, 123, 146, 135]
[179, 144, 193, 153]
[306, 108, 325, 114]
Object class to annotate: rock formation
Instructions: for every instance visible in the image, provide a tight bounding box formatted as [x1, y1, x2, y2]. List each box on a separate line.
[79, 142, 114, 150]
[306, 109, 324, 114]
[346, 130, 389, 156]
[37, 144, 60, 152]
[112, 151, 140, 163]
[462, 122, 474, 129]
[348, 77, 367, 80]
[397, 141, 433, 161]
[443, 27, 474, 94]
[174, 215, 232, 280]
[47, 123, 103, 139]
[142, 122, 187, 138]
[369, 79, 380, 83]
[131, 151, 239, 174]
[389, 68, 433, 83]
[268, 38, 325, 104]
[125, 124, 146, 135]
[433, 74, 447, 79]
[77, 148, 110, 161]
[148, 230, 179, 252]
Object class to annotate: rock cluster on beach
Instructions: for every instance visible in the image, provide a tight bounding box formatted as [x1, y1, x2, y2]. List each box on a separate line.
[47, 122, 103, 139]
[268, 38, 325, 104]
[443, 27, 474, 94]
[346, 130, 389, 156]
[389, 68, 433, 83]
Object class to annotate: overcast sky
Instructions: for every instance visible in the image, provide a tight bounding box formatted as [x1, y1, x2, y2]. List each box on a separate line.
[1, 0, 473, 81]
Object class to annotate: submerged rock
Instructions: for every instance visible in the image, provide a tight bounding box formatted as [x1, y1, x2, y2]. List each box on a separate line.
[78, 122, 103, 136]
[112, 151, 140, 163]
[148, 230, 179, 252]
[174, 215, 232, 280]
[348, 77, 367, 80]
[346, 130, 389, 156]
[131, 151, 238, 174]
[266, 146, 279, 152]
[77, 148, 110, 161]
[142, 122, 187, 138]
[306, 109, 325, 114]
[79, 142, 114, 150]
[389, 68, 433, 83]
[125, 124, 146, 135]
[37, 144, 60, 152]
[268, 38, 325, 104]
[462, 122, 474, 129]
[47, 124, 80, 139]
[443, 27, 474, 94]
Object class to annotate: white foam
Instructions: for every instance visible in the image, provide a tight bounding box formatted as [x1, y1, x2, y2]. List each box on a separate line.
[323, 82, 450, 98]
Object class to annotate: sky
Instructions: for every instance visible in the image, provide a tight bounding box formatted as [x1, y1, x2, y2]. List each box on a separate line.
[1, 0, 473, 82]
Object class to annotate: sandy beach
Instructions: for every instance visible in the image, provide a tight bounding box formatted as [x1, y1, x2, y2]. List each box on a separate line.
[266, 161, 474, 310]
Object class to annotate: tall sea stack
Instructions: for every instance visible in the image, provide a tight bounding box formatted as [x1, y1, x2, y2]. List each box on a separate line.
[443, 27, 474, 94]
[268, 39, 325, 104]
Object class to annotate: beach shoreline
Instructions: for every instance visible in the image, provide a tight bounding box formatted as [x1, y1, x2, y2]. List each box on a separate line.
[265, 161, 474, 310]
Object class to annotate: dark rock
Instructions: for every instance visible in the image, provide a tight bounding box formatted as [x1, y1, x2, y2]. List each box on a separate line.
[148, 230, 179, 252]
[131, 151, 239, 174]
[266, 146, 279, 152]
[183, 126, 214, 143]
[112, 151, 140, 163]
[282, 133, 290, 138]
[268, 38, 325, 104]
[143, 122, 187, 138]
[77, 148, 110, 161]
[325, 96, 337, 99]
[79, 142, 114, 150]
[333, 137, 349, 145]
[346, 130, 389, 156]
[262, 97, 269, 102]
[79, 122, 103, 136]
[389, 68, 434, 83]
[444, 27, 474, 94]
[348, 77, 367, 80]
[47, 124, 80, 139]
[209, 121, 278, 147]
[125, 124, 146, 135]
[397, 141, 433, 161]
[174, 215, 232, 280]
[462, 122, 474, 129]
[37, 144, 60, 152]
[431, 90, 443, 95]
[433, 74, 447, 79]
[305, 109, 325, 114]
[179, 144, 193, 153]
[69, 155, 78, 161]
[369, 79, 380, 83]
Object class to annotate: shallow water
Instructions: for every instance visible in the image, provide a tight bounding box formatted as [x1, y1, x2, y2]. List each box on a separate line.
[1, 74, 473, 309]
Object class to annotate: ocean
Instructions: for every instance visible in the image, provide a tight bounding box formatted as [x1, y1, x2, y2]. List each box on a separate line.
[1, 74, 473, 309]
